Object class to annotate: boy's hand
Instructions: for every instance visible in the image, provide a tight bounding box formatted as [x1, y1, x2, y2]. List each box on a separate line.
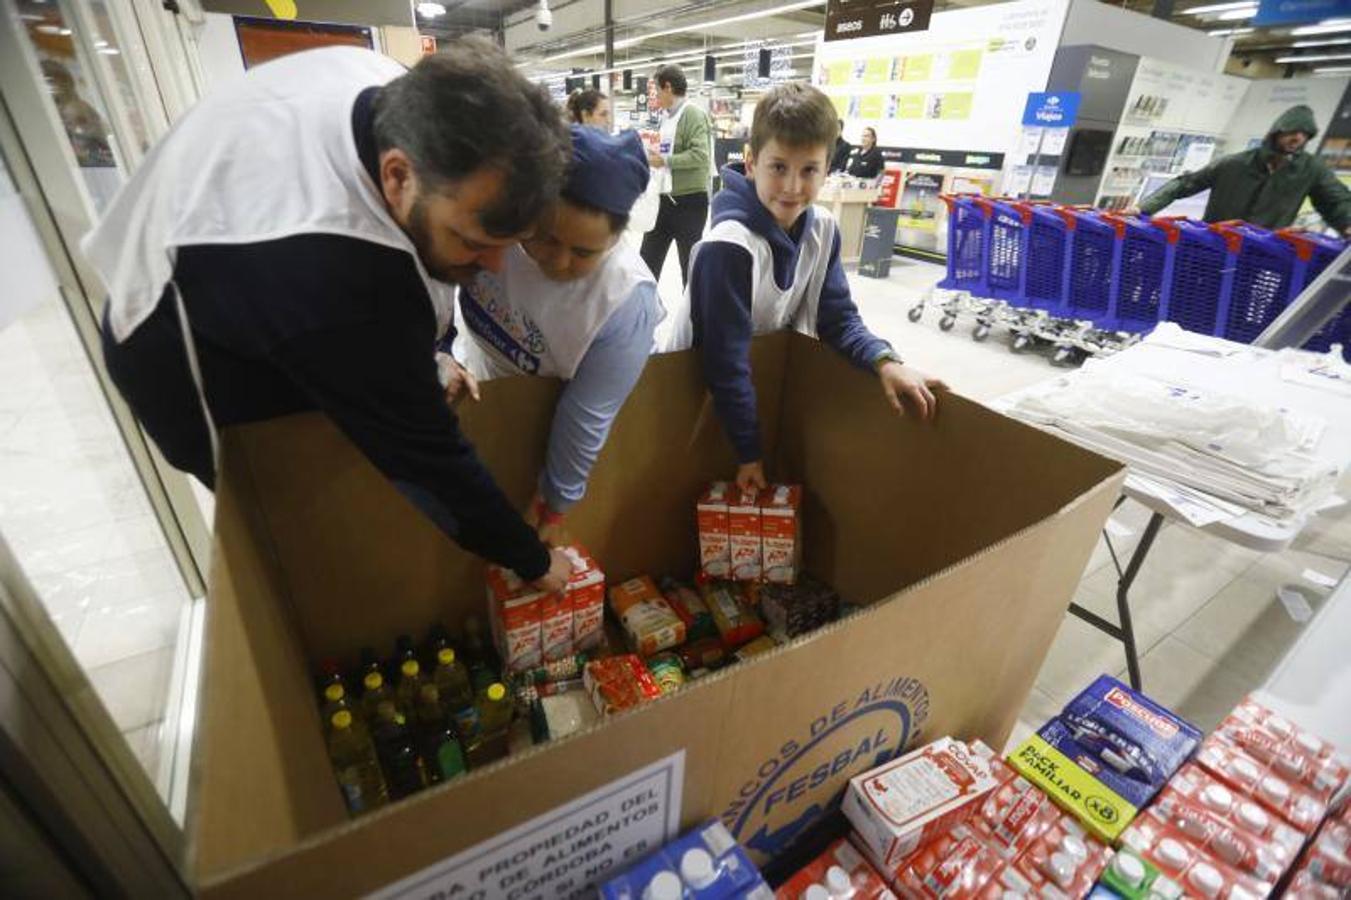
[878, 362, 947, 422]
[735, 461, 768, 493]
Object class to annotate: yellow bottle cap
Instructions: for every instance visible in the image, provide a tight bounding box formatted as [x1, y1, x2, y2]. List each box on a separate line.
[324, 684, 344, 702]
[402, 660, 420, 677]
[438, 648, 455, 665]
[331, 710, 353, 729]
[487, 683, 506, 702]
[364, 672, 382, 690]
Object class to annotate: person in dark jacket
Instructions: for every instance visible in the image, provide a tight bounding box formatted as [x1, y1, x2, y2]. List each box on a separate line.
[830, 120, 852, 173]
[844, 126, 884, 179]
[1139, 105, 1351, 235]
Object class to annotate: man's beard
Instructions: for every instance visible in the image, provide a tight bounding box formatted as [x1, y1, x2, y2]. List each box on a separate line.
[407, 196, 480, 285]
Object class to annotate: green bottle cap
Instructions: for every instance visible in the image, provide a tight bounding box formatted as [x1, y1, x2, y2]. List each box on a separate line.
[331, 710, 353, 729]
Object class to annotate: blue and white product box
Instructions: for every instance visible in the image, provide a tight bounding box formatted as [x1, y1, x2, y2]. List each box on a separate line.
[1046, 675, 1202, 810]
[599, 819, 772, 900]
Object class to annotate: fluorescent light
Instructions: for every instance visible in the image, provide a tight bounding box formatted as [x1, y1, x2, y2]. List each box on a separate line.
[416, 2, 446, 16]
[1314, 65, 1351, 72]
[1215, 7, 1255, 19]
[97, 47, 120, 55]
[1275, 51, 1351, 62]
[1291, 18, 1351, 35]
[1294, 36, 1351, 47]
[1208, 26, 1254, 35]
[1184, 1, 1255, 14]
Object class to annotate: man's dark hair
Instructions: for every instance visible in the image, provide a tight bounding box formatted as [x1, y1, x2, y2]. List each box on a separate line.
[566, 88, 607, 123]
[373, 37, 569, 237]
[750, 83, 839, 155]
[653, 64, 688, 96]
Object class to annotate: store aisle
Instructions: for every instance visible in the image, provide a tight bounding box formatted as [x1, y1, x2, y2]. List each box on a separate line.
[0, 298, 190, 787]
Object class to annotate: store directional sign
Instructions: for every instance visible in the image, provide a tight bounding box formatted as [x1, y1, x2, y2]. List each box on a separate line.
[1021, 92, 1082, 128]
[825, 0, 934, 41]
[1252, 0, 1351, 26]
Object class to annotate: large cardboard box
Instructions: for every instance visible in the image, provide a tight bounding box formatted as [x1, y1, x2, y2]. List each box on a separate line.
[190, 333, 1122, 898]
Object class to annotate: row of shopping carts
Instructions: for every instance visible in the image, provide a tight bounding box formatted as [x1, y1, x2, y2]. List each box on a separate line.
[908, 195, 1349, 365]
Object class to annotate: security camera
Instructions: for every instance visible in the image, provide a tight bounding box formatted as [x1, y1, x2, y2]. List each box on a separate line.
[536, 0, 552, 30]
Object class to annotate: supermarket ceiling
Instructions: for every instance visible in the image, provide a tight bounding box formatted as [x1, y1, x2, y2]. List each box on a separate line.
[411, 0, 1351, 78]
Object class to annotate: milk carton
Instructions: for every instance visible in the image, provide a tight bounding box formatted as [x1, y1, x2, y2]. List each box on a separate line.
[563, 545, 605, 652]
[485, 566, 544, 674]
[843, 737, 1000, 869]
[697, 483, 732, 579]
[759, 485, 802, 585]
[729, 488, 763, 582]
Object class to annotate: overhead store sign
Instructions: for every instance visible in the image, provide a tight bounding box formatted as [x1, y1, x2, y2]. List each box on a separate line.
[202, 0, 414, 27]
[1021, 91, 1081, 128]
[1252, 0, 1351, 26]
[825, 0, 934, 41]
[878, 146, 1006, 170]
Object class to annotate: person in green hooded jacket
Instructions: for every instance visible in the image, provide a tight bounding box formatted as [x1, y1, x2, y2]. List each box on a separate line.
[1138, 104, 1351, 236]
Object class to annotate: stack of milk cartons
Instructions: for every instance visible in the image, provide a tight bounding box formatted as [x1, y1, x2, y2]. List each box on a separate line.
[697, 482, 802, 585]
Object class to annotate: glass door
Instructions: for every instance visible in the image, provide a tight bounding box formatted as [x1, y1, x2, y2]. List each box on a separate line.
[0, 0, 210, 835]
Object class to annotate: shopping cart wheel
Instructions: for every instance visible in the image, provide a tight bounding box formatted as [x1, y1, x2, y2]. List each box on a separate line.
[1051, 345, 1079, 367]
[939, 315, 956, 332]
[1011, 333, 1033, 353]
[907, 305, 923, 323]
[972, 323, 991, 342]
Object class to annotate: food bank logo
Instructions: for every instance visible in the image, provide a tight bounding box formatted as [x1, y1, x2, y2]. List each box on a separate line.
[720, 676, 929, 857]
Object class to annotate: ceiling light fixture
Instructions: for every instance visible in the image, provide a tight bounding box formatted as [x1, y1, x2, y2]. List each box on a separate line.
[1293, 36, 1351, 47]
[1291, 18, 1351, 35]
[416, 2, 446, 17]
[1274, 51, 1351, 62]
[1215, 7, 1256, 19]
[1183, 1, 1255, 14]
[1208, 26, 1254, 35]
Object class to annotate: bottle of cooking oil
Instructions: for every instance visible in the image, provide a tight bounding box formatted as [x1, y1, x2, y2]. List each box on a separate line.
[327, 709, 388, 815]
[370, 703, 428, 800]
[414, 683, 466, 783]
[395, 658, 425, 717]
[465, 682, 512, 769]
[432, 647, 476, 732]
[361, 670, 394, 724]
[461, 615, 499, 692]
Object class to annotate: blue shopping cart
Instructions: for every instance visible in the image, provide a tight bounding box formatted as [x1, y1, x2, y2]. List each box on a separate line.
[1214, 221, 1300, 346]
[1114, 216, 1178, 336]
[1280, 229, 1349, 360]
[1064, 208, 1125, 329]
[1158, 218, 1239, 339]
[935, 194, 993, 297]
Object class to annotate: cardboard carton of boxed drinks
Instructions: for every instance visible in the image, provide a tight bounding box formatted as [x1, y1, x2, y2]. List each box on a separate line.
[188, 333, 1122, 898]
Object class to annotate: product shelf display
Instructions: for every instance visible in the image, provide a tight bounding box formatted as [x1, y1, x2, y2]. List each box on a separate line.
[188, 335, 1123, 898]
[912, 197, 1351, 364]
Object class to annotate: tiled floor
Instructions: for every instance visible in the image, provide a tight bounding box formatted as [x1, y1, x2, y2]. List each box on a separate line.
[0, 297, 191, 788]
[656, 252, 1351, 735]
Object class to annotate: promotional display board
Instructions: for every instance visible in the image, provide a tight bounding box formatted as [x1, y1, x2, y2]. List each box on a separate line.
[187, 335, 1120, 899]
[814, 0, 1069, 157]
[1004, 91, 1080, 197]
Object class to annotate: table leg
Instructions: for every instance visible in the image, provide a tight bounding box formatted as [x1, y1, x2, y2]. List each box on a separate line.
[1068, 510, 1165, 691]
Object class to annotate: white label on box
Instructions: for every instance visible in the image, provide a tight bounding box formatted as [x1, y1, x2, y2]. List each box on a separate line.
[371, 751, 685, 900]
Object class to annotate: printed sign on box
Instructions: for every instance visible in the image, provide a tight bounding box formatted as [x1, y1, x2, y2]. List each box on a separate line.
[1021, 91, 1081, 128]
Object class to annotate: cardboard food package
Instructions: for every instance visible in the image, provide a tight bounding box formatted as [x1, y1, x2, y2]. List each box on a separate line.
[610, 575, 686, 657]
[697, 483, 734, 580]
[775, 836, 895, 899]
[729, 488, 764, 582]
[759, 484, 803, 585]
[190, 333, 1122, 899]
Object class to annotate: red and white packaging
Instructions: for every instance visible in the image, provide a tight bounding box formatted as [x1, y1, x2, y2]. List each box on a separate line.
[538, 591, 574, 663]
[774, 837, 896, 900]
[486, 566, 544, 673]
[729, 488, 763, 582]
[697, 483, 733, 579]
[1165, 764, 1305, 868]
[969, 761, 1061, 859]
[892, 825, 1004, 899]
[759, 484, 802, 586]
[1196, 737, 1328, 833]
[1286, 870, 1345, 899]
[563, 545, 605, 652]
[843, 738, 1000, 869]
[1121, 817, 1273, 899]
[1146, 789, 1292, 883]
[608, 576, 685, 656]
[1288, 818, 1351, 895]
[989, 816, 1111, 899]
[1215, 698, 1349, 803]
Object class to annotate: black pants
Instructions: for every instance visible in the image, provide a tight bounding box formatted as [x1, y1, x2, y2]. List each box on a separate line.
[640, 191, 709, 285]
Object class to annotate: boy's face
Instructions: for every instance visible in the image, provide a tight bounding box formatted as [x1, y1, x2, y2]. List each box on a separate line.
[745, 139, 829, 231]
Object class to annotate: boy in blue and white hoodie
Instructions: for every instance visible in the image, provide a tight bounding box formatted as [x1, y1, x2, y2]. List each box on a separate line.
[682, 83, 947, 492]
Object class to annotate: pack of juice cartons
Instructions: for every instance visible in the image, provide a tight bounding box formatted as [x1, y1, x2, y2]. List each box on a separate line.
[774, 837, 895, 900]
[486, 544, 604, 673]
[1008, 676, 1202, 843]
[697, 483, 734, 579]
[1118, 814, 1273, 899]
[599, 819, 772, 900]
[1286, 801, 1351, 899]
[696, 482, 802, 584]
[843, 737, 1001, 869]
[1193, 738, 1328, 834]
[729, 487, 764, 581]
[760, 484, 803, 585]
[1211, 696, 1349, 806]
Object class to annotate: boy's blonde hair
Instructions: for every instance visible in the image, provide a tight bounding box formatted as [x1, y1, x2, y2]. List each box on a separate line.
[750, 83, 840, 156]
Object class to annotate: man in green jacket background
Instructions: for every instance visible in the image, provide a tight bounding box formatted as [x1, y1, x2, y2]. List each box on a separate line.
[1139, 105, 1351, 237]
[641, 64, 713, 286]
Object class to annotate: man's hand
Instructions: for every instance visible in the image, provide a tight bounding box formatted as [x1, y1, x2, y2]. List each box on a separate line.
[735, 461, 768, 493]
[530, 547, 574, 594]
[439, 355, 480, 407]
[879, 362, 948, 422]
[647, 150, 666, 168]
